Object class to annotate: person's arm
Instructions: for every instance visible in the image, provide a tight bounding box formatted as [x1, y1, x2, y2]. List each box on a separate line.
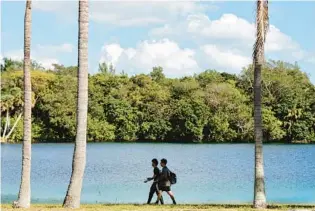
[144, 169, 158, 183]
[146, 174, 155, 181]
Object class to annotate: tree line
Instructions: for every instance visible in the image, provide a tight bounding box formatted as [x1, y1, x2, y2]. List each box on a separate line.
[2, 60, 315, 144]
[2, 0, 314, 209]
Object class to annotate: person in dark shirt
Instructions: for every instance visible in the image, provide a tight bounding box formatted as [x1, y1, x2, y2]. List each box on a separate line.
[144, 158, 164, 204]
[156, 158, 176, 205]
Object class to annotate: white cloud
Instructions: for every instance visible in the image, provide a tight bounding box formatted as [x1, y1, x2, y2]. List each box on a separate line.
[188, 14, 255, 42]
[33, 1, 216, 27]
[266, 25, 300, 52]
[150, 14, 253, 45]
[36, 43, 73, 53]
[306, 54, 315, 64]
[3, 49, 24, 62]
[11, 2, 314, 79]
[100, 44, 124, 66]
[99, 39, 253, 77]
[35, 58, 60, 70]
[149, 13, 315, 73]
[3, 43, 73, 69]
[33, 1, 74, 12]
[100, 39, 200, 77]
[150, 13, 302, 53]
[0, 55, 4, 66]
[200, 45, 251, 72]
[98, 13, 312, 77]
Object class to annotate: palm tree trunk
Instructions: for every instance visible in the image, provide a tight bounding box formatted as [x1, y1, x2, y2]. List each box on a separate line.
[2, 110, 9, 139]
[13, 0, 32, 208]
[63, 0, 89, 208]
[6, 113, 23, 141]
[253, 0, 268, 209]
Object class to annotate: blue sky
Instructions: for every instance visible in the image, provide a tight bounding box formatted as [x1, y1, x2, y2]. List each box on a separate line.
[1, 1, 314, 83]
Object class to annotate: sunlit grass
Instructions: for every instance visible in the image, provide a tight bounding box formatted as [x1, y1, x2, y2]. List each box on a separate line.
[1, 204, 315, 211]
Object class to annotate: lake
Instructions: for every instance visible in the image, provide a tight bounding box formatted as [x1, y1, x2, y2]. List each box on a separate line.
[1, 143, 315, 204]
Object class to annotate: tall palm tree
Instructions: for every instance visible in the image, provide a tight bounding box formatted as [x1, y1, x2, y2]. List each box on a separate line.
[253, 0, 269, 208]
[63, 0, 89, 208]
[13, 0, 32, 208]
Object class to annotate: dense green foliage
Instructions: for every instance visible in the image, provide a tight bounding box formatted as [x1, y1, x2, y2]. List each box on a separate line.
[1, 59, 315, 143]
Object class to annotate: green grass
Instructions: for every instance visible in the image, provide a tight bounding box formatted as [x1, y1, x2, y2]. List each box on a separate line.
[1, 204, 315, 211]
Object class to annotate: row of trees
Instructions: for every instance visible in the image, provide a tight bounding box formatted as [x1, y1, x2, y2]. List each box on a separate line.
[2, 0, 89, 208]
[2, 60, 315, 144]
[2, 0, 314, 209]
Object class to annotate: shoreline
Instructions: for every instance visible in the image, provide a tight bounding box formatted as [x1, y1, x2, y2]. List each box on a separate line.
[1, 141, 315, 145]
[2, 204, 315, 211]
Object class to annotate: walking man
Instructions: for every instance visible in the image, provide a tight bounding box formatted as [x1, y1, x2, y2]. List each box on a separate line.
[144, 158, 164, 204]
[156, 158, 176, 205]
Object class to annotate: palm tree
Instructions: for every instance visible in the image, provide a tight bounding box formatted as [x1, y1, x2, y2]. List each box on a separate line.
[253, 0, 269, 208]
[1, 88, 24, 142]
[13, 0, 32, 208]
[63, 0, 89, 208]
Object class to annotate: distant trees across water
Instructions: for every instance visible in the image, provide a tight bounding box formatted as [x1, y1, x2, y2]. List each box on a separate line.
[1, 59, 315, 143]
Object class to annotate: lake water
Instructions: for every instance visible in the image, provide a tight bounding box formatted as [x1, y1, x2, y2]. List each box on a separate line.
[1, 143, 315, 204]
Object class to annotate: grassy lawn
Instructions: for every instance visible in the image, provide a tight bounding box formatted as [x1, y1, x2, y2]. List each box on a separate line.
[1, 204, 315, 211]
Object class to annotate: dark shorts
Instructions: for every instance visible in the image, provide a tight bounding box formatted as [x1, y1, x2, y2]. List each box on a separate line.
[157, 185, 171, 192]
[150, 183, 158, 192]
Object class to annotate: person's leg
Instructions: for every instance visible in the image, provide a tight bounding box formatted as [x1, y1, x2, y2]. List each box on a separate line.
[155, 190, 163, 204]
[155, 190, 164, 204]
[166, 191, 176, 205]
[153, 183, 164, 204]
[147, 184, 156, 204]
[155, 184, 164, 204]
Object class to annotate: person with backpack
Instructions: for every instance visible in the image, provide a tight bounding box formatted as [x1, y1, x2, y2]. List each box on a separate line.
[144, 158, 164, 204]
[156, 158, 177, 205]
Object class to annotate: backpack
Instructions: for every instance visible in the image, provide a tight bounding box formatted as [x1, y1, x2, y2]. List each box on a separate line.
[169, 171, 177, 185]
